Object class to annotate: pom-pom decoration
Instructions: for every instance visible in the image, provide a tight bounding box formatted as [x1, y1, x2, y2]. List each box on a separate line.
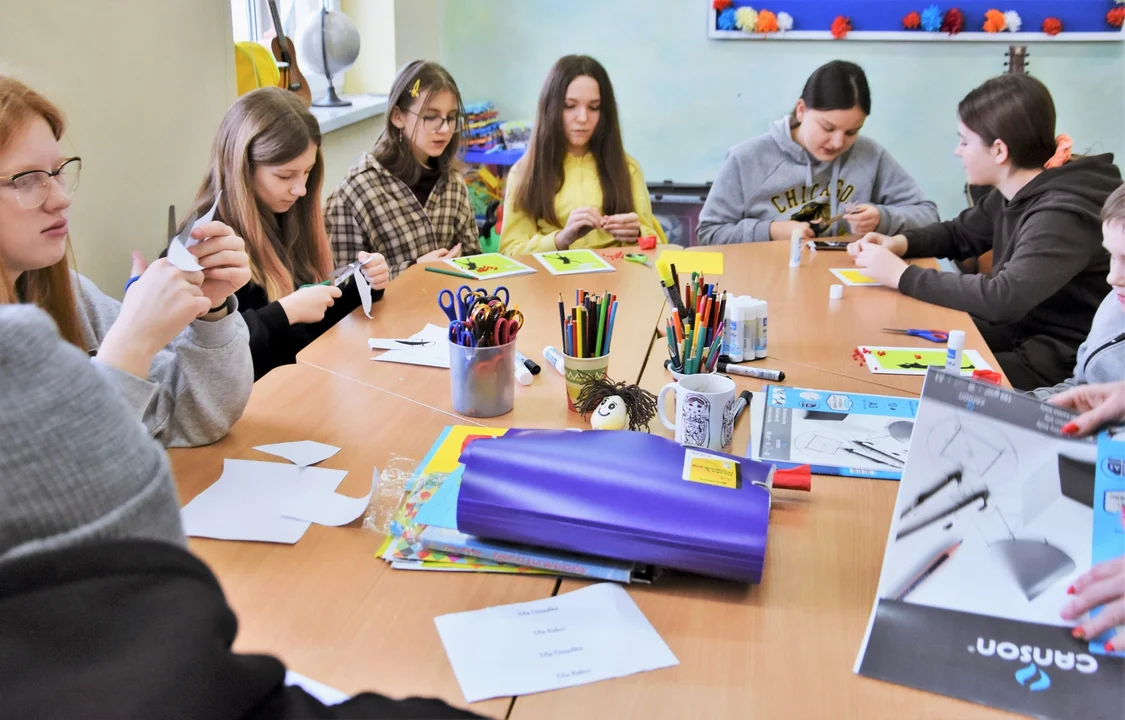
[1042, 16, 1063, 35]
[1004, 10, 1022, 32]
[983, 9, 1006, 32]
[941, 8, 965, 34]
[903, 11, 922, 29]
[717, 7, 738, 30]
[757, 9, 779, 33]
[920, 5, 943, 31]
[776, 11, 794, 31]
[831, 15, 852, 39]
[735, 6, 759, 32]
[1109, 7, 1125, 28]
[712, 0, 732, 10]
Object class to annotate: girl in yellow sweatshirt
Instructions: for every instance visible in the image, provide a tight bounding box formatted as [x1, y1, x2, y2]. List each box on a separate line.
[500, 55, 666, 256]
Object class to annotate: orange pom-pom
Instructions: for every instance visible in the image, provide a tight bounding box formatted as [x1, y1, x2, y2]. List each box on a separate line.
[831, 15, 852, 39]
[983, 9, 1006, 33]
[1042, 17, 1063, 35]
[757, 9, 779, 33]
[1108, 7, 1125, 28]
[712, 0, 732, 10]
[903, 11, 922, 30]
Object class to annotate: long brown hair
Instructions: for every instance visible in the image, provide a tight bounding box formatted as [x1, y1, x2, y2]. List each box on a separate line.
[374, 60, 466, 186]
[184, 87, 331, 301]
[958, 74, 1056, 171]
[513, 55, 634, 227]
[0, 75, 83, 347]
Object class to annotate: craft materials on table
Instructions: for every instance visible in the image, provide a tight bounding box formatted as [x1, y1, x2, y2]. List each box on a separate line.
[831, 268, 881, 287]
[443, 290, 524, 417]
[855, 368, 1123, 718]
[749, 385, 918, 480]
[443, 287, 523, 349]
[532, 248, 616, 276]
[624, 252, 651, 267]
[369, 324, 450, 368]
[656, 249, 724, 276]
[253, 440, 340, 467]
[883, 327, 950, 343]
[558, 289, 618, 359]
[167, 191, 222, 272]
[424, 265, 476, 280]
[855, 345, 993, 377]
[722, 296, 767, 363]
[434, 583, 679, 703]
[442, 252, 536, 280]
[662, 273, 726, 375]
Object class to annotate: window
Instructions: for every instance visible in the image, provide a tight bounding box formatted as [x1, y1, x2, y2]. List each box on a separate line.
[230, 0, 343, 96]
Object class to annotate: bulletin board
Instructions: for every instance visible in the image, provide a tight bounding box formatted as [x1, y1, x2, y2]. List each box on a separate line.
[709, 0, 1125, 41]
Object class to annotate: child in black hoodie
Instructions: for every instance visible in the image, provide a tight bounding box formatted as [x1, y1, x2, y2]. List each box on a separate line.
[848, 74, 1122, 390]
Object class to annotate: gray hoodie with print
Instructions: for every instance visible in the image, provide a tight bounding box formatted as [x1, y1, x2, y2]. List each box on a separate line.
[698, 115, 939, 245]
[1030, 291, 1125, 400]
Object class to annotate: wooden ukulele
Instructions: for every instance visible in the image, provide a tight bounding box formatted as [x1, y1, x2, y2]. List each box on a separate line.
[267, 0, 311, 106]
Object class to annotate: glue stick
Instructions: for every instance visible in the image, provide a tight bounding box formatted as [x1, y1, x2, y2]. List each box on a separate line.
[543, 346, 566, 375]
[945, 330, 965, 375]
[740, 296, 758, 361]
[754, 300, 768, 359]
[514, 355, 533, 386]
[727, 300, 744, 362]
[789, 228, 803, 267]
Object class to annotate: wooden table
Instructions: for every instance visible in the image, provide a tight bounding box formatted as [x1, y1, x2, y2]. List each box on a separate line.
[168, 364, 557, 718]
[297, 253, 667, 428]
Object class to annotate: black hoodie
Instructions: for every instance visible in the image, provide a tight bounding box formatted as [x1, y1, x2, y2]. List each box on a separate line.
[898, 154, 1122, 388]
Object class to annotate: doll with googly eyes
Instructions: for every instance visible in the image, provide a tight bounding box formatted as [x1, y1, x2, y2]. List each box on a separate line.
[575, 378, 658, 431]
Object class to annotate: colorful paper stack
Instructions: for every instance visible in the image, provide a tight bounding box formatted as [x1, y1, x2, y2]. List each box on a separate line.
[661, 268, 726, 375]
[461, 101, 502, 152]
[558, 289, 618, 359]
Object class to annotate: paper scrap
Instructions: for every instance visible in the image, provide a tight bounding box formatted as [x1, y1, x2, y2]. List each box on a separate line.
[354, 267, 373, 318]
[657, 249, 724, 275]
[180, 459, 348, 544]
[533, 249, 615, 276]
[443, 253, 536, 280]
[370, 323, 450, 368]
[254, 440, 341, 467]
[434, 583, 678, 703]
[167, 192, 222, 272]
[284, 671, 349, 706]
[831, 268, 881, 287]
[278, 465, 377, 526]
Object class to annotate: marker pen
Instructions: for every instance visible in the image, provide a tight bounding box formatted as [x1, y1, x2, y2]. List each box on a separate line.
[717, 362, 785, 382]
[514, 356, 533, 386]
[515, 349, 541, 375]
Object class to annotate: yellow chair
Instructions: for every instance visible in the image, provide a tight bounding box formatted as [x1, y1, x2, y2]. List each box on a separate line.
[234, 41, 280, 97]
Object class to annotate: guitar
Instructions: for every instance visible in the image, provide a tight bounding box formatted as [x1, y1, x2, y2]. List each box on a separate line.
[266, 0, 311, 106]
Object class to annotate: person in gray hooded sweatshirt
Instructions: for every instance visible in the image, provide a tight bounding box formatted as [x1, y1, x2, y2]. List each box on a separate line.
[698, 60, 938, 245]
[850, 74, 1122, 390]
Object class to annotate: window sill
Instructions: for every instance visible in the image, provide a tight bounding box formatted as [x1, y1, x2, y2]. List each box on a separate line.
[309, 93, 389, 134]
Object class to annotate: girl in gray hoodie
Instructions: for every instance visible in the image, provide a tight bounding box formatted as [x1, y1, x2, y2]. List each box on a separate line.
[698, 60, 938, 245]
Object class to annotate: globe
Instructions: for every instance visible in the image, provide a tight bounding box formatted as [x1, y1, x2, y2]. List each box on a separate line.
[296, 9, 361, 84]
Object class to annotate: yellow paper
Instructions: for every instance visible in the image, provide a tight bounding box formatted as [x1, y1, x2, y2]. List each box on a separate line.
[830, 268, 881, 286]
[657, 250, 724, 276]
[424, 425, 508, 475]
[685, 455, 741, 489]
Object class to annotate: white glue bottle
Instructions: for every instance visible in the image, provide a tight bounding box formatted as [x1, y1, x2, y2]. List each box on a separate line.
[945, 330, 965, 375]
[789, 228, 803, 267]
[754, 300, 768, 359]
[739, 296, 756, 362]
[726, 299, 744, 362]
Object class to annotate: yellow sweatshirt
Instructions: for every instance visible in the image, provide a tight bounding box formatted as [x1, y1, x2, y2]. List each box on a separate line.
[499, 152, 667, 256]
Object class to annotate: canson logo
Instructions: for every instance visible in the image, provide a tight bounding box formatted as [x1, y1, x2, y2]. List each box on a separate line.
[969, 638, 1098, 691]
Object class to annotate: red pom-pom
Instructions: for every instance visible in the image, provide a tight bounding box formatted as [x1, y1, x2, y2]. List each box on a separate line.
[712, 0, 732, 10]
[1042, 17, 1063, 35]
[903, 11, 922, 30]
[831, 15, 852, 39]
[941, 8, 965, 35]
[1107, 7, 1125, 29]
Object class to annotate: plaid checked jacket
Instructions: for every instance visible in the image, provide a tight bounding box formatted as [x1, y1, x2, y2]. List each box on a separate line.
[326, 153, 481, 279]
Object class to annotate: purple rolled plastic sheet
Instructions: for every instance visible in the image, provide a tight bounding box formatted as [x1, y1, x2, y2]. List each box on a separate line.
[457, 430, 772, 583]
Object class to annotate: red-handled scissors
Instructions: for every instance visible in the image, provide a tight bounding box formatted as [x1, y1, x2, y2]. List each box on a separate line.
[883, 328, 950, 343]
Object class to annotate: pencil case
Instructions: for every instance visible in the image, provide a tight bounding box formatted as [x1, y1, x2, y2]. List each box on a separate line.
[456, 430, 774, 583]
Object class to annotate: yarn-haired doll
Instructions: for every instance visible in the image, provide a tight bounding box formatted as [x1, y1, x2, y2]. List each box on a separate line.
[575, 378, 658, 431]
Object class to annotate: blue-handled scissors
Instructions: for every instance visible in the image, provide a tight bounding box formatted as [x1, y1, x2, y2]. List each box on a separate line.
[883, 328, 950, 343]
[438, 284, 479, 322]
[473, 285, 509, 306]
[449, 320, 477, 347]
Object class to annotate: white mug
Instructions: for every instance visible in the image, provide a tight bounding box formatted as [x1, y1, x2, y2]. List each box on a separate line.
[657, 373, 738, 452]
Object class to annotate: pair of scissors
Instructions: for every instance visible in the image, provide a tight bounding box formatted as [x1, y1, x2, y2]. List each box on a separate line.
[301, 257, 373, 289]
[624, 253, 651, 267]
[883, 328, 950, 343]
[491, 317, 520, 346]
[474, 285, 510, 306]
[449, 321, 477, 347]
[438, 284, 478, 322]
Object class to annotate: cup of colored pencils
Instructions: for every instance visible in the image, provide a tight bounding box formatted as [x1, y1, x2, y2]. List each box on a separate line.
[664, 275, 726, 376]
[557, 289, 618, 411]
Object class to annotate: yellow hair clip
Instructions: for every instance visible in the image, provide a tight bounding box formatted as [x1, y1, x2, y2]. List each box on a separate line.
[409, 79, 420, 98]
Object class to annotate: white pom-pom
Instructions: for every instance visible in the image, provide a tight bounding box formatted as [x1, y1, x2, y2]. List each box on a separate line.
[777, 11, 794, 31]
[1003, 10, 1022, 33]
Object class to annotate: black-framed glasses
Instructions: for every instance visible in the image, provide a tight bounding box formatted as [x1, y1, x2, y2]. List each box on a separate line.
[407, 110, 461, 133]
[0, 157, 82, 209]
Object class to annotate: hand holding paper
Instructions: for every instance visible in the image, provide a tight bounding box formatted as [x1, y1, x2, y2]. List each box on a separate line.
[168, 192, 222, 272]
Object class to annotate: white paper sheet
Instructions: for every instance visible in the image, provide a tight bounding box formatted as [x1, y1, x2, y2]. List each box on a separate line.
[353, 267, 373, 318]
[284, 671, 349, 706]
[167, 192, 222, 272]
[253, 440, 341, 467]
[369, 323, 450, 368]
[278, 465, 377, 526]
[180, 459, 347, 544]
[434, 583, 678, 703]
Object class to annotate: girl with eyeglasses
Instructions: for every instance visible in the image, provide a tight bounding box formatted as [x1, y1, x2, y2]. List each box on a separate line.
[500, 55, 666, 256]
[326, 61, 480, 280]
[180, 87, 388, 381]
[0, 75, 253, 448]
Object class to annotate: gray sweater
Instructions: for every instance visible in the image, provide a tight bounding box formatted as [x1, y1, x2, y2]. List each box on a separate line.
[1031, 291, 1125, 400]
[73, 273, 253, 448]
[698, 115, 938, 244]
[0, 305, 186, 567]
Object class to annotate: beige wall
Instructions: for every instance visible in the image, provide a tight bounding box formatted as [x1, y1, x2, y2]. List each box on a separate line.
[1, 0, 236, 296]
[321, 115, 382, 191]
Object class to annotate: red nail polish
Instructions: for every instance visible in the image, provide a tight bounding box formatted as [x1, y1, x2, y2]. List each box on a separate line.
[1061, 422, 1079, 435]
[1106, 641, 1116, 653]
[1067, 585, 1076, 595]
[1072, 627, 1086, 640]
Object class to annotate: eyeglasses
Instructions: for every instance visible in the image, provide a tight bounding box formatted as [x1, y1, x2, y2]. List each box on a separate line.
[0, 157, 82, 209]
[408, 110, 461, 133]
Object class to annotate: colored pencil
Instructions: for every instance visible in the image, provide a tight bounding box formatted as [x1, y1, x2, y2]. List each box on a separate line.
[424, 265, 475, 280]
